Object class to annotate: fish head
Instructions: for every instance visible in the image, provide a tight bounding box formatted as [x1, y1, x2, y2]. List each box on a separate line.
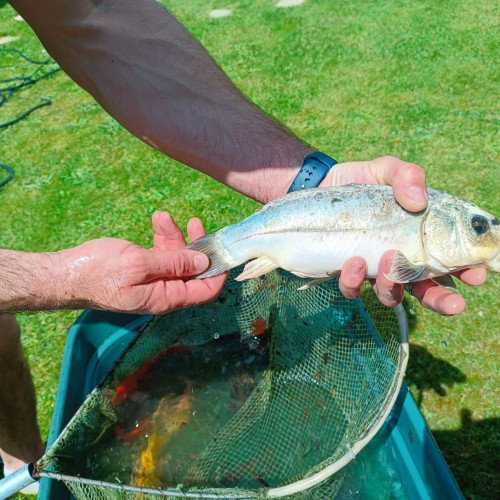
[423, 197, 500, 272]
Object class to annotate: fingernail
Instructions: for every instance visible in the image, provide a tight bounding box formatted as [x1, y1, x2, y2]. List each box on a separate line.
[405, 186, 427, 206]
[352, 258, 365, 274]
[382, 254, 393, 274]
[194, 254, 209, 271]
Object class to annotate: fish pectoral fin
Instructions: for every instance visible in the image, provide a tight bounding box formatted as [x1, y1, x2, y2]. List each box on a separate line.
[297, 277, 332, 291]
[431, 274, 461, 294]
[235, 257, 279, 281]
[385, 251, 429, 283]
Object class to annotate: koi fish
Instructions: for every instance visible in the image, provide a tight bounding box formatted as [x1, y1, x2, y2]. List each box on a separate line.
[133, 377, 193, 488]
[251, 317, 266, 336]
[113, 345, 190, 405]
[113, 416, 151, 443]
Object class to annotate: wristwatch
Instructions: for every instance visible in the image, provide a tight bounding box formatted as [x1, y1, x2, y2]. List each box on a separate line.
[287, 152, 337, 193]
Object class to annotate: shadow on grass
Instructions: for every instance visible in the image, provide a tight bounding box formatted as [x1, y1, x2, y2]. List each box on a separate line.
[0, 1, 7, 9]
[405, 342, 466, 407]
[433, 410, 500, 500]
[404, 342, 499, 499]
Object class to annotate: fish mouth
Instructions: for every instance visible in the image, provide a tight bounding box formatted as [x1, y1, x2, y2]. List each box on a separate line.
[485, 250, 500, 273]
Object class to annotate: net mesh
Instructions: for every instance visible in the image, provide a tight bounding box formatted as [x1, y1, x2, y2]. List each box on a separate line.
[38, 267, 407, 499]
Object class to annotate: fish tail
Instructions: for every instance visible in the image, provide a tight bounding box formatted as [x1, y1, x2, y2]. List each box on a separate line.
[188, 231, 234, 278]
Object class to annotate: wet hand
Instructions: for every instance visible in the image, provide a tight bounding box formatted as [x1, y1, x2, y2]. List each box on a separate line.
[60, 212, 226, 314]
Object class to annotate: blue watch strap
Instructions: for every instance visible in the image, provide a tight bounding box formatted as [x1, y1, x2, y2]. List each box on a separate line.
[287, 152, 337, 193]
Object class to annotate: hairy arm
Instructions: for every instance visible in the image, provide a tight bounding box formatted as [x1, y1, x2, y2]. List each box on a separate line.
[0, 250, 61, 312]
[8, 0, 313, 203]
[0, 214, 226, 314]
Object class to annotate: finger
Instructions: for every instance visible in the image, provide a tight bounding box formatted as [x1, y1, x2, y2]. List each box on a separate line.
[338, 257, 367, 299]
[187, 217, 207, 243]
[453, 266, 488, 286]
[372, 251, 404, 306]
[375, 156, 428, 212]
[152, 211, 187, 251]
[148, 273, 227, 314]
[330, 157, 428, 213]
[409, 280, 466, 315]
[142, 249, 209, 280]
[183, 274, 228, 304]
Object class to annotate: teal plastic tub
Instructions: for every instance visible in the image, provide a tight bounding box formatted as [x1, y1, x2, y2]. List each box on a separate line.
[38, 310, 464, 500]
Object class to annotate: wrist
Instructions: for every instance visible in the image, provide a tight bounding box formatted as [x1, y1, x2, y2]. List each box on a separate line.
[228, 144, 315, 204]
[55, 245, 97, 310]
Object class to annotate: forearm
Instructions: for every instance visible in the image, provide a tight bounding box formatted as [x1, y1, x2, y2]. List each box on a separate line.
[9, 0, 313, 203]
[0, 249, 64, 312]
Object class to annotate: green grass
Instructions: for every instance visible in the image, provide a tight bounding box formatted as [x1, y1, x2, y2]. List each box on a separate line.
[0, 0, 499, 498]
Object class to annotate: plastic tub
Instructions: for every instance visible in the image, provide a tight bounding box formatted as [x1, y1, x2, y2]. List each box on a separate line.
[38, 310, 464, 500]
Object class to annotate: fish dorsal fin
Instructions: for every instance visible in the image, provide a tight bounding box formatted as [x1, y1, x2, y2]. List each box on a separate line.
[385, 251, 429, 283]
[431, 274, 461, 294]
[235, 257, 279, 281]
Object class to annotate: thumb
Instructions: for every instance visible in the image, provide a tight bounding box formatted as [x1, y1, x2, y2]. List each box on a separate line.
[143, 249, 209, 280]
[329, 157, 428, 213]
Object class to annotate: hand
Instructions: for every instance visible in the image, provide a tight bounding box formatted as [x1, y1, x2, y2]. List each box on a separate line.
[322, 156, 487, 315]
[60, 212, 227, 314]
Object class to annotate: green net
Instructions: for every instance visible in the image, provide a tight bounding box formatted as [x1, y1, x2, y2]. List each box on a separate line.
[38, 267, 408, 499]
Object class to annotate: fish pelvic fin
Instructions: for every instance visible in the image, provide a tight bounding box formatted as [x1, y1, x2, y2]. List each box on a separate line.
[385, 250, 429, 283]
[188, 233, 233, 279]
[431, 274, 461, 294]
[297, 277, 332, 291]
[235, 257, 279, 281]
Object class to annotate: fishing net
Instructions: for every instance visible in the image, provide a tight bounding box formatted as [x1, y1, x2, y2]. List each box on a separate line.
[37, 266, 408, 499]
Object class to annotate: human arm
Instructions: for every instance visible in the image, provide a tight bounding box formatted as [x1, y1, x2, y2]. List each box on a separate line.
[5, 1, 428, 207]
[8, 0, 313, 203]
[7, 0, 486, 315]
[0, 213, 226, 314]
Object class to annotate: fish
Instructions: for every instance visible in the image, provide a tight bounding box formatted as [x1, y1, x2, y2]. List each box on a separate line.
[251, 317, 267, 336]
[134, 433, 165, 489]
[188, 185, 500, 289]
[113, 345, 190, 405]
[132, 376, 193, 488]
[114, 416, 151, 442]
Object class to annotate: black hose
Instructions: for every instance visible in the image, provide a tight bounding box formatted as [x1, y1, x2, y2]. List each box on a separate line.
[0, 165, 14, 188]
[0, 48, 60, 188]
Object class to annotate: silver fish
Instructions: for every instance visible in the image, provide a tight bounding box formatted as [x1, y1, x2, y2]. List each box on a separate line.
[189, 185, 500, 289]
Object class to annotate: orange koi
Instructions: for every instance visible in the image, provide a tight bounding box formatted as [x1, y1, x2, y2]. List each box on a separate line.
[113, 416, 151, 443]
[113, 345, 190, 405]
[251, 317, 266, 336]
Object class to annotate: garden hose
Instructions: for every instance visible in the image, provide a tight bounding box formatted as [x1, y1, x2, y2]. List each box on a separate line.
[0, 47, 61, 188]
[0, 165, 14, 188]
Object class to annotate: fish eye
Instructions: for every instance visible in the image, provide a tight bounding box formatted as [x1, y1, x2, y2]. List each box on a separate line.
[493, 218, 499, 226]
[471, 215, 489, 234]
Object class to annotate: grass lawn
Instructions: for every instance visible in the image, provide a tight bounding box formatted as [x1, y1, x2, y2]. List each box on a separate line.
[1, 0, 499, 498]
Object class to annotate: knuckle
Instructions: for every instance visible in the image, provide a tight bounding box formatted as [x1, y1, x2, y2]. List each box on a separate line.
[373, 155, 400, 169]
[168, 252, 190, 277]
[377, 155, 399, 164]
[404, 163, 426, 180]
